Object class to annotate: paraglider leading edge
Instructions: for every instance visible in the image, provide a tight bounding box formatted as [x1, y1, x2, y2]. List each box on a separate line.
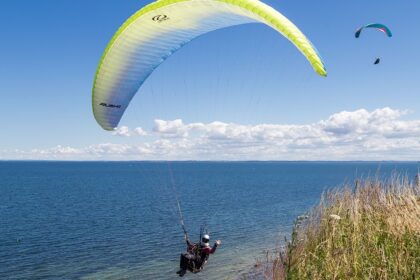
[92, 0, 327, 131]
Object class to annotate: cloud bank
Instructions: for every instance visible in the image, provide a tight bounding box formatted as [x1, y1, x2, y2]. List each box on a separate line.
[2, 108, 420, 160]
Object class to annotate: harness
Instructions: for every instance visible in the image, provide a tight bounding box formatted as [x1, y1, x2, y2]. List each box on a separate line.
[185, 243, 209, 273]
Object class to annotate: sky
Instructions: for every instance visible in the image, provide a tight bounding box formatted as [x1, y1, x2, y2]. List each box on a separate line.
[0, 0, 419, 160]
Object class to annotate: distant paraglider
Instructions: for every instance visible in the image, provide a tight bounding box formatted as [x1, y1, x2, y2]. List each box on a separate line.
[355, 23, 392, 38]
[355, 23, 391, 65]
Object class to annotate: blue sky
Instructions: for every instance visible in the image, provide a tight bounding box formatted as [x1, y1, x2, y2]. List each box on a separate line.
[1, 0, 419, 160]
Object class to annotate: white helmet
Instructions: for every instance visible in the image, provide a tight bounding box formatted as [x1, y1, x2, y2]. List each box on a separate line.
[201, 234, 210, 246]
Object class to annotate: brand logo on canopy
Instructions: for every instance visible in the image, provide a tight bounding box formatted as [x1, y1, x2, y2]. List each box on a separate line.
[152, 15, 169, 22]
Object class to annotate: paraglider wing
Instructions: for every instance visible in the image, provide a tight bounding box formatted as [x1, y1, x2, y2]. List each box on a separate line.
[92, 0, 327, 131]
[355, 23, 392, 38]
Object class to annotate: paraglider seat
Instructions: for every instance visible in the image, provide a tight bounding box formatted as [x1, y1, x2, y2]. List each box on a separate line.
[179, 252, 205, 274]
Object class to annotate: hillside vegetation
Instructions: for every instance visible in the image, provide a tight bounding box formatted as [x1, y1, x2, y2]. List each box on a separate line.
[252, 176, 420, 280]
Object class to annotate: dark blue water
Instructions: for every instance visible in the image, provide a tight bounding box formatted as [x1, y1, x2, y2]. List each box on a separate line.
[1, 161, 419, 279]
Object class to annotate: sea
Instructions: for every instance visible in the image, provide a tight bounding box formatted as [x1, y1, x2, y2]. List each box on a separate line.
[1, 161, 419, 280]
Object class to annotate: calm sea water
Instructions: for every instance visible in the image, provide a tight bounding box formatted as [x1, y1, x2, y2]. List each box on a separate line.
[1, 161, 419, 280]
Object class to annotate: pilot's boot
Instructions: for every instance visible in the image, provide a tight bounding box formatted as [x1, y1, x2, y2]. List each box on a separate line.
[176, 269, 186, 277]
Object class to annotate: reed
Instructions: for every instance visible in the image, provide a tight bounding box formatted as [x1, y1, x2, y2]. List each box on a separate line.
[267, 175, 420, 280]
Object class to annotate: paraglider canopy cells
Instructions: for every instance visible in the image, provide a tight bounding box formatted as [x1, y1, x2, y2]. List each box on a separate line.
[92, 0, 327, 131]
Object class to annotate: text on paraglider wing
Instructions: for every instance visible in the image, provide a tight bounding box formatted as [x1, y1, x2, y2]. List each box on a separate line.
[152, 15, 169, 22]
[99, 103, 121, 109]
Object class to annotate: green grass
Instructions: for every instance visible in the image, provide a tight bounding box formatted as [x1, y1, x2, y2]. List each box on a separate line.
[257, 176, 420, 280]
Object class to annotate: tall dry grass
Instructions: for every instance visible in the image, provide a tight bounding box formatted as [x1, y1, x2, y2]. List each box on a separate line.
[266, 176, 420, 280]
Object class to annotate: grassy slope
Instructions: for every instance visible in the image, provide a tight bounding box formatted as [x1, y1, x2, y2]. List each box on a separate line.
[250, 176, 420, 280]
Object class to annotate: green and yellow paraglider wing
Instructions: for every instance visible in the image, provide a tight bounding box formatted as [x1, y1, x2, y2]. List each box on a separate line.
[92, 0, 327, 131]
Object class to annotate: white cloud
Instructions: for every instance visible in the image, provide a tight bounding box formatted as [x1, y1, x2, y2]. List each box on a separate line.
[112, 126, 131, 137]
[2, 108, 420, 160]
[112, 126, 148, 137]
[134, 127, 148, 136]
[152, 119, 204, 138]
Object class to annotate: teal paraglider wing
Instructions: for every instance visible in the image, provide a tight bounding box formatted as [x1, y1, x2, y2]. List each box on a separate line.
[355, 23, 392, 38]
